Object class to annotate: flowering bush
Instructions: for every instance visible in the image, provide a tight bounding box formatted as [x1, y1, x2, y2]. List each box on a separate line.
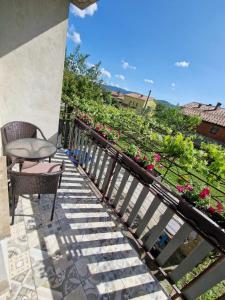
[95, 124, 119, 143]
[176, 183, 225, 227]
[79, 113, 94, 126]
[125, 144, 161, 172]
[177, 184, 210, 205]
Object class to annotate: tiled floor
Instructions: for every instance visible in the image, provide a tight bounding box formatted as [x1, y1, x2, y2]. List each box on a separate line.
[7, 150, 168, 300]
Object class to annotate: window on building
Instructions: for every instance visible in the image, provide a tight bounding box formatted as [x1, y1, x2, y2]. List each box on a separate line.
[210, 125, 220, 134]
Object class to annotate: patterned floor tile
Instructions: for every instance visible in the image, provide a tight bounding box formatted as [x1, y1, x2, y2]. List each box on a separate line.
[14, 286, 37, 300]
[64, 284, 87, 300]
[11, 269, 33, 286]
[9, 251, 31, 279]
[36, 286, 62, 300]
[7, 232, 28, 259]
[27, 230, 46, 251]
[10, 222, 26, 239]
[8, 281, 21, 300]
[6, 151, 168, 300]
[24, 215, 42, 233]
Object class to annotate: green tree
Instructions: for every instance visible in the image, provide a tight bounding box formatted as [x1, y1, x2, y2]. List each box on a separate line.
[62, 46, 111, 111]
[154, 103, 201, 133]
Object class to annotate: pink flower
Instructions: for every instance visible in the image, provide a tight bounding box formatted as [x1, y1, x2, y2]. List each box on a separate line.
[216, 201, 223, 214]
[95, 126, 100, 131]
[146, 164, 154, 171]
[208, 206, 216, 214]
[185, 184, 193, 191]
[134, 155, 140, 162]
[176, 185, 185, 193]
[153, 153, 161, 162]
[158, 164, 164, 169]
[199, 187, 210, 199]
[109, 127, 112, 131]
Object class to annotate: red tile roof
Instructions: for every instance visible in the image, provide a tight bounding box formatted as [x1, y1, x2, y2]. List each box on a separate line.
[126, 93, 154, 101]
[182, 102, 225, 127]
[111, 91, 124, 100]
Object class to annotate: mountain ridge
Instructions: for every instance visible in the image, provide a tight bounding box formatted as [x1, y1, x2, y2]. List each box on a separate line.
[103, 84, 174, 107]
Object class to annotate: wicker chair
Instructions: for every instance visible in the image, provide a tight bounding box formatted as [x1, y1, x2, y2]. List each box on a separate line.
[1, 121, 51, 164]
[8, 159, 65, 225]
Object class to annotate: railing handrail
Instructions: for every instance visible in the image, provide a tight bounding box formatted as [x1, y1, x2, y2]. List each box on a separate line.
[72, 117, 225, 254]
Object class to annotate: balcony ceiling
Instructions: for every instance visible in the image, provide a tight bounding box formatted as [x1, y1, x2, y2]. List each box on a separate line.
[71, 0, 96, 9]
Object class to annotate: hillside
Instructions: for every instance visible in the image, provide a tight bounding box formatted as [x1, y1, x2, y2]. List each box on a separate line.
[155, 99, 175, 107]
[102, 84, 132, 94]
[103, 85, 174, 107]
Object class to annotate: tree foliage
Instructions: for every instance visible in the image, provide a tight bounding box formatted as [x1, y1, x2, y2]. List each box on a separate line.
[62, 46, 111, 110]
[154, 103, 202, 133]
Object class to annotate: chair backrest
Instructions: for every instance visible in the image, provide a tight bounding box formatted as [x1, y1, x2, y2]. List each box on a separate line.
[1, 121, 38, 154]
[8, 161, 65, 195]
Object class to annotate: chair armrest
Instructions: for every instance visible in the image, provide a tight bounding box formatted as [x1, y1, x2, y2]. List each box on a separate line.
[37, 127, 47, 140]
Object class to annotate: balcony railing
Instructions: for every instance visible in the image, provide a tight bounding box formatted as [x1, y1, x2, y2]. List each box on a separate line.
[62, 117, 225, 300]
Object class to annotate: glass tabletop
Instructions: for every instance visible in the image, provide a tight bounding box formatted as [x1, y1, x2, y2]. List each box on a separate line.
[5, 138, 57, 160]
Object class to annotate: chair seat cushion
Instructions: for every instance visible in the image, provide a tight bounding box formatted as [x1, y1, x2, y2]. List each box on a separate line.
[22, 162, 61, 174]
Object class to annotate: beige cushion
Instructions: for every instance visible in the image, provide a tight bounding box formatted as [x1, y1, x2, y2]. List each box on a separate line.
[22, 162, 61, 174]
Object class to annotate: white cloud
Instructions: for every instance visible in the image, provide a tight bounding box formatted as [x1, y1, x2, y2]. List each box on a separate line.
[101, 68, 111, 79]
[70, 3, 98, 18]
[67, 25, 81, 44]
[144, 79, 154, 84]
[115, 74, 125, 80]
[87, 62, 95, 68]
[175, 61, 190, 68]
[171, 83, 176, 90]
[121, 60, 136, 70]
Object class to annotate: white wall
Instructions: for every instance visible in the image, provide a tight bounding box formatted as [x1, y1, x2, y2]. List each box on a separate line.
[0, 0, 70, 152]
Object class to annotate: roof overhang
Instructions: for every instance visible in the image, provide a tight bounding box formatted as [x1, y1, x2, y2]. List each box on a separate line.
[71, 0, 96, 9]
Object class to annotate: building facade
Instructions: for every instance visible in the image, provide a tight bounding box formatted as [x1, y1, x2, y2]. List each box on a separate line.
[112, 92, 156, 111]
[182, 102, 225, 144]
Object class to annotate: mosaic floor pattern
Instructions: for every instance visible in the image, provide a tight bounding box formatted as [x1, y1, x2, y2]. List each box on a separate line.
[7, 150, 168, 300]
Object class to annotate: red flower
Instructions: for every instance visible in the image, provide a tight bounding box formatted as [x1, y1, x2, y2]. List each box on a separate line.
[216, 201, 223, 214]
[199, 187, 210, 199]
[176, 185, 185, 193]
[153, 153, 161, 162]
[146, 164, 154, 171]
[109, 127, 112, 131]
[143, 155, 148, 161]
[95, 126, 100, 131]
[134, 155, 140, 162]
[208, 206, 216, 214]
[185, 184, 193, 191]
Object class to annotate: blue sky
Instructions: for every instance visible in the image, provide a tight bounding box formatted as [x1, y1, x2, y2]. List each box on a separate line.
[66, 0, 225, 106]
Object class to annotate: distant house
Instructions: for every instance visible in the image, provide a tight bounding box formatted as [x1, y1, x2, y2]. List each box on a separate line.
[111, 91, 125, 102]
[182, 102, 225, 144]
[112, 91, 156, 110]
